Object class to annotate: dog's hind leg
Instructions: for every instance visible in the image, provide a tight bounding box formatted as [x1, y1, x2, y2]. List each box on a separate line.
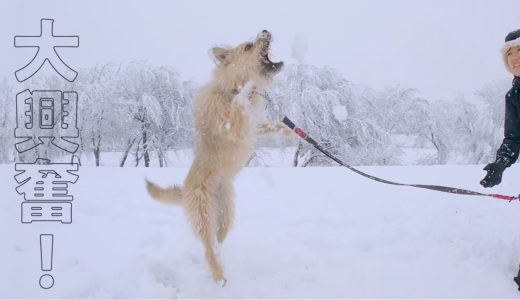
[216, 181, 235, 244]
[184, 185, 226, 285]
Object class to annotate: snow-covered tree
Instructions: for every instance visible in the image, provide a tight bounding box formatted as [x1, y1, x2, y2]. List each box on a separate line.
[77, 63, 125, 166]
[146, 66, 194, 167]
[116, 62, 193, 167]
[3, 59, 512, 168]
[471, 78, 513, 163]
[268, 64, 399, 166]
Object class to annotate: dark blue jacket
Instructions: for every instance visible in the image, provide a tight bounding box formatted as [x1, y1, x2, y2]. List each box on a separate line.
[496, 76, 520, 166]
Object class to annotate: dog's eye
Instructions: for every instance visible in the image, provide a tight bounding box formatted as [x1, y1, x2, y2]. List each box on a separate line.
[244, 44, 253, 51]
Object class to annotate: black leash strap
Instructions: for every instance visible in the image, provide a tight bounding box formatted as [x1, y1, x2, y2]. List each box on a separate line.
[282, 116, 520, 202]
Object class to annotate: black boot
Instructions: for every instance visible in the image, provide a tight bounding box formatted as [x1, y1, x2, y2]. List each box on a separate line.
[514, 264, 520, 291]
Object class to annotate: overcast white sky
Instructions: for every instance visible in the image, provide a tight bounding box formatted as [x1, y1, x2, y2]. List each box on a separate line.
[0, 0, 518, 101]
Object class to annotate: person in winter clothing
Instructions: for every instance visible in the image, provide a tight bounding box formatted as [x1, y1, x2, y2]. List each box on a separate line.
[480, 29, 520, 188]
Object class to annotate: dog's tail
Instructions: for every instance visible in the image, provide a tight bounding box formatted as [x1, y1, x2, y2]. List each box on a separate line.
[146, 179, 183, 205]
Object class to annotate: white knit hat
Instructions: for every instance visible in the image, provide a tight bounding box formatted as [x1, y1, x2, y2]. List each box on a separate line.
[501, 29, 520, 73]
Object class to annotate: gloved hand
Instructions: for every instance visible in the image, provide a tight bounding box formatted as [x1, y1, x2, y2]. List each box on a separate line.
[480, 162, 507, 188]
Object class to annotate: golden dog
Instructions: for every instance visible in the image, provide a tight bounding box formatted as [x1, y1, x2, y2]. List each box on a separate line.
[147, 30, 289, 285]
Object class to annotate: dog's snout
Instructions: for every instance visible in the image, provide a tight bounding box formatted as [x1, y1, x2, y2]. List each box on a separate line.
[258, 30, 271, 40]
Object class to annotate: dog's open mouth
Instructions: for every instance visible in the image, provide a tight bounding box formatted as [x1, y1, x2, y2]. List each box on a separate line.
[257, 30, 283, 75]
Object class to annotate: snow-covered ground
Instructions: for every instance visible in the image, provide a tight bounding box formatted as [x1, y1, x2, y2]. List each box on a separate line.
[1, 162, 520, 298]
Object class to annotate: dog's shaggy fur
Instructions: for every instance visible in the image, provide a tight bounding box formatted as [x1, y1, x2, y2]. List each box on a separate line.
[146, 30, 289, 285]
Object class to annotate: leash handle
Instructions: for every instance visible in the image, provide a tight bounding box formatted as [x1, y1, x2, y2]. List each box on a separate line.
[491, 194, 520, 201]
[282, 117, 307, 139]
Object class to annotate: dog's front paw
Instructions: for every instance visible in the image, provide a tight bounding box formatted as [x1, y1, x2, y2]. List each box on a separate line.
[281, 126, 295, 137]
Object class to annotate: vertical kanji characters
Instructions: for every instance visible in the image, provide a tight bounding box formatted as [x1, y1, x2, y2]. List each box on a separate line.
[15, 90, 79, 153]
[13, 18, 81, 289]
[15, 158, 78, 223]
[14, 19, 79, 82]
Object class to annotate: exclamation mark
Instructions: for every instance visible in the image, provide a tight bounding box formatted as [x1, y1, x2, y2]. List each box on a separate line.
[39, 234, 54, 289]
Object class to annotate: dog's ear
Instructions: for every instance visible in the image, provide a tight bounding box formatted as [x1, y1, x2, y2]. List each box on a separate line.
[212, 47, 231, 64]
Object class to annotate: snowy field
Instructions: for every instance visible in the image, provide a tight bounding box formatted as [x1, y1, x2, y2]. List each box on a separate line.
[1, 161, 520, 298]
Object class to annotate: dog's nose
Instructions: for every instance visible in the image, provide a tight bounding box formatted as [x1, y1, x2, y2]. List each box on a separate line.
[258, 30, 271, 40]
